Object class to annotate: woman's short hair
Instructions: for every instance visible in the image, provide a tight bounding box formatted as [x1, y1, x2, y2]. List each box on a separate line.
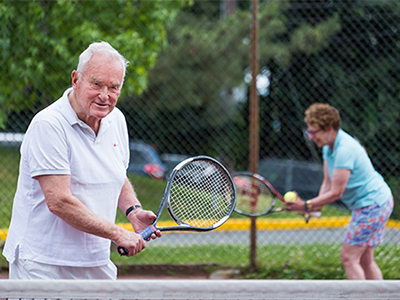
[304, 103, 341, 131]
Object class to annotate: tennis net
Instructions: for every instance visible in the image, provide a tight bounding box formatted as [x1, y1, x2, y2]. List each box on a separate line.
[1, 279, 400, 299]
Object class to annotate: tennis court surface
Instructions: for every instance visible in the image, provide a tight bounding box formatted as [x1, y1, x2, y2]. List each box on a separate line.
[1, 279, 400, 299]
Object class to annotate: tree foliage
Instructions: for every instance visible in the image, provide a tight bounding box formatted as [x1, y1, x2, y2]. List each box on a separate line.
[119, 0, 341, 164]
[0, 0, 191, 127]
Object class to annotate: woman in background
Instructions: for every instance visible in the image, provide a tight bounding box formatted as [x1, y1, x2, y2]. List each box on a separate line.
[283, 103, 393, 280]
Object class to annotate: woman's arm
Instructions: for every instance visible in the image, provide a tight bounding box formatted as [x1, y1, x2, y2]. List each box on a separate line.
[283, 161, 350, 211]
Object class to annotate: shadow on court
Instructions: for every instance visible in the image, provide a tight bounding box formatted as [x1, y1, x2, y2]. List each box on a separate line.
[0, 264, 235, 280]
[116, 263, 235, 279]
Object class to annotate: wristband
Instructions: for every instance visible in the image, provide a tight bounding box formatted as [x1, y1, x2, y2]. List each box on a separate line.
[125, 205, 142, 216]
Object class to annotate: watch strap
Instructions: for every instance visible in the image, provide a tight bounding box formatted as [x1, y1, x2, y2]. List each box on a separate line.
[125, 205, 142, 216]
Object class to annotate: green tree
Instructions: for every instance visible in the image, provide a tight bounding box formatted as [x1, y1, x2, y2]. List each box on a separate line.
[118, 0, 341, 168]
[0, 0, 191, 128]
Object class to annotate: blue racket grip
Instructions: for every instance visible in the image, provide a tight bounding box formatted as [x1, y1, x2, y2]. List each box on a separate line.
[139, 225, 157, 240]
[117, 225, 157, 256]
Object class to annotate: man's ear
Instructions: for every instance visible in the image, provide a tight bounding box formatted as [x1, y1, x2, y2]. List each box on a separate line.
[71, 70, 79, 89]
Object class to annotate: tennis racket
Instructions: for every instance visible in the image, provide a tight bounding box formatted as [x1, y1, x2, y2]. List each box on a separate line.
[232, 172, 285, 217]
[232, 172, 321, 221]
[118, 156, 236, 256]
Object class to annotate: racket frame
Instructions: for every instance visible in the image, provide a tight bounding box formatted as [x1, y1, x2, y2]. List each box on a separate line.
[161, 155, 236, 232]
[118, 156, 236, 255]
[232, 172, 321, 222]
[232, 171, 285, 217]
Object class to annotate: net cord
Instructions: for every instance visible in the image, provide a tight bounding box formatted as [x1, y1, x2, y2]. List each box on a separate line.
[1, 279, 400, 299]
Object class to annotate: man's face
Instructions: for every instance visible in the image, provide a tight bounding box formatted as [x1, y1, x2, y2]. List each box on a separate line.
[71, 53, 124, 121]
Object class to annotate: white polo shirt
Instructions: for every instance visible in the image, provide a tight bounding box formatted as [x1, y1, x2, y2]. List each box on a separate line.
[3, 88, 129, 267]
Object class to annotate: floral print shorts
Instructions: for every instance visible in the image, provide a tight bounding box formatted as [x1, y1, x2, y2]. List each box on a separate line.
[344, 197, 394, 247]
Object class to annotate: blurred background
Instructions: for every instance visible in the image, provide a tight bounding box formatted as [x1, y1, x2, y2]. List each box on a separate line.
[0, 0, 400, 279]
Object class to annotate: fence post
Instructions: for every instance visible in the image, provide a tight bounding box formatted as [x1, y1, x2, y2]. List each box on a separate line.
[249, 0, 259, 274]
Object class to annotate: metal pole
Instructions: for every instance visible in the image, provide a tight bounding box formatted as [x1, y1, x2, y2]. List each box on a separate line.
[249, 0, 259, 273]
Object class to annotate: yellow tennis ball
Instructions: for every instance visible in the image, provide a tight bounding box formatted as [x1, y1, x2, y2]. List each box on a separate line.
[284, 191, 297, 201]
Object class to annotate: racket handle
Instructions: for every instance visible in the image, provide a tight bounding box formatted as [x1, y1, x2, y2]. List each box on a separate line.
[139, 225, 157, 240]
[310, 211, 322, 218]
[118, 246, 129, 256]
[117, 225, 157, 256]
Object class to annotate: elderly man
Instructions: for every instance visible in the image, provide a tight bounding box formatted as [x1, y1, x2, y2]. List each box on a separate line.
[3, 42, 161, 280]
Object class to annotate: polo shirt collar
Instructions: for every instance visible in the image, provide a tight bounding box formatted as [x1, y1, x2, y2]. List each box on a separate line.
[329, 129, 344, 154]
[59, 88, 80, 126]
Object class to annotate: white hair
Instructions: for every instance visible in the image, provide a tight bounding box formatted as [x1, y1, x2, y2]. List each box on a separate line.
[76, 41, 129, 79]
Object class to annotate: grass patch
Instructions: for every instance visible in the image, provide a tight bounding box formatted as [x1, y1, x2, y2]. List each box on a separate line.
[0, 148, 20, 228]
[110, 243, 400, 279]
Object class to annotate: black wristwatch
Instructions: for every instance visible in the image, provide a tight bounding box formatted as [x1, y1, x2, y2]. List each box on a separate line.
[125, 205, 142, 216]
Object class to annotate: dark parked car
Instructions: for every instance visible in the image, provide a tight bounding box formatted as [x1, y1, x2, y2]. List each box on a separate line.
[160, 153, 190, 180]
[258, 158, 348, 210]
[161, 153, 190, 180]
[161, 154, 218, 185]
[127, 141, 166, 180]
[258, 158, 324, 201]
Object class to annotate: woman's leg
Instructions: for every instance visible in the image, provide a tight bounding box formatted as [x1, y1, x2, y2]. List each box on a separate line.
[340, 243, 366, 279]
[342, 198, 392, 280]
[360, 246, 382, 279]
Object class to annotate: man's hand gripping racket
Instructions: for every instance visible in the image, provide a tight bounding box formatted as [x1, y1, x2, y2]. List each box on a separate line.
[118, 156, 236, 256]
[232, 172, 321, 222]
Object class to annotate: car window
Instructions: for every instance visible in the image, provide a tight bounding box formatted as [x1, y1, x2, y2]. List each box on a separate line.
[146, 149, 163, 164]
[130, 149, 148, 163]
[259, 158, 323, 200]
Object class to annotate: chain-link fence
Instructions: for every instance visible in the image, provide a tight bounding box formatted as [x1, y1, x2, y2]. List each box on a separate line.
[1, 0, 400, 279]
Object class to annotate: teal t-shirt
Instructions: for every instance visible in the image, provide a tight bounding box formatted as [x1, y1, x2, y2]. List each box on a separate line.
[322, 129, 391, 210]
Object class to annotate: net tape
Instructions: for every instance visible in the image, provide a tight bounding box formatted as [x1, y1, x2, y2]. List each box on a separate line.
[1, 279, 400, 299]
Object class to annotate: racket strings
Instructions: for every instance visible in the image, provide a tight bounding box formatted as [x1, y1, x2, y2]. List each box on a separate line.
[233, 175, 274, 215]
[169, 160, 235, 228]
